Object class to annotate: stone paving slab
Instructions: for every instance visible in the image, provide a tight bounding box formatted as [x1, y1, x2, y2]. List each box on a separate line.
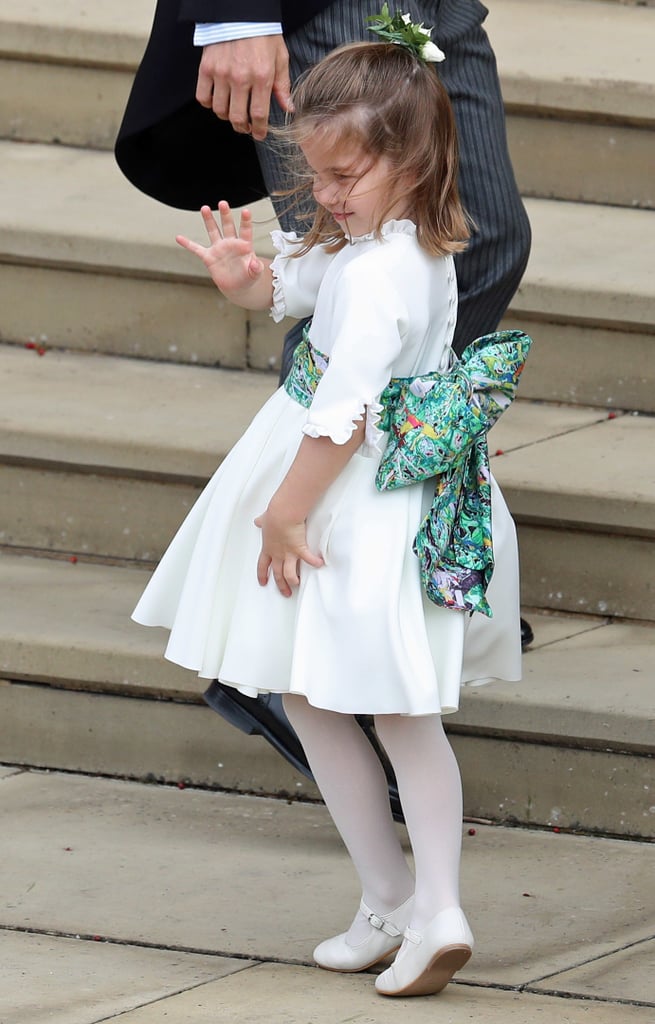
[518, 608, 604, 649]
[1, 553, 651, 743]
[98, 962, 655, 1024]
[0, 930, 249, 1024]
[494, 413, 655, 534]
[505, 315, 655, 414]
[458, 617, 655, 749]
[0, 0, 153, 66]
[530, 937, 655, 1006]
[482, 397, 609, 453]
[510, 198, 655, 328]
[0, 345, 275, 479]
[0, 345, 605, 476]
[0, 554, 206, 694]
[488, 0, 655, 119]
[0, 344, 272, 476]
[1, 772, 653, 993]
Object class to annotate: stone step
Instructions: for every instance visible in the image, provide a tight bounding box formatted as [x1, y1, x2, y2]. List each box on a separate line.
[0, 551, 652, 838]
[0, 0, 147, 150]
[487, 0, 655, 209]
[0, 140, 285, 373]
[0, 0, 652, 208]
[1, 139, 653, 410]
[2, 343, 654, 620]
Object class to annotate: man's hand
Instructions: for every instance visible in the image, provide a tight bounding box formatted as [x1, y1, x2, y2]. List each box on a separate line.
[196, 35, 292, 141]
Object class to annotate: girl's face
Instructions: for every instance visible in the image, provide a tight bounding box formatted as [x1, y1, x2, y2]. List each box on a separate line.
[302, 132, 410, 238]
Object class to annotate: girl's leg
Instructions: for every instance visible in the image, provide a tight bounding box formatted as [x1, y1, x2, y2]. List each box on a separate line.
[374, 713, 463, 930]
[283, 693, 414, 942]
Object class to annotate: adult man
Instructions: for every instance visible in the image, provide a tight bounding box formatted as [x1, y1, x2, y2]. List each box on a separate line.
[116, 1, 532, 811]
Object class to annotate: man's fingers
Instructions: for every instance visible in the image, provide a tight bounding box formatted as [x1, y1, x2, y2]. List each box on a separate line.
[272, 56, 292, 117]
[248, 81, 272, 141]
[195, 68, 214, 109]
[210, 82, 230, 121]
[227, 83, 253, 135]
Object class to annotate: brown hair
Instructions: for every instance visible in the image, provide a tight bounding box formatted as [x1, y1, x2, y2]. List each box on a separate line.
[278, 42, 470, 257]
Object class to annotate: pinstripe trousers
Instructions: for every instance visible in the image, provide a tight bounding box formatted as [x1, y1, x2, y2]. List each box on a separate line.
[252, 0, 531, 371]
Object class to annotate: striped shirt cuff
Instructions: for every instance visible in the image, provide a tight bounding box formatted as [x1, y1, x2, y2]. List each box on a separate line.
[194, 22, 283, 46]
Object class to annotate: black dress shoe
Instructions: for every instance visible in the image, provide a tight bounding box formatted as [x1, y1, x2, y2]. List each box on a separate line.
[520, 617, 534, 649]
[203, 681, 404, 822]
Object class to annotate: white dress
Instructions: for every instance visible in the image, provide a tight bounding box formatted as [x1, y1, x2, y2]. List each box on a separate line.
[133, 220, 521, 716]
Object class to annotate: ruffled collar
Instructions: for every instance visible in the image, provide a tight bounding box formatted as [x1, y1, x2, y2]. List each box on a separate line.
[347, 219, 417, 244]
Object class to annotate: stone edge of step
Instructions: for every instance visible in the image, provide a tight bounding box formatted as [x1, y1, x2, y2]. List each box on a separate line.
[1, 141, 653, 330]
[1, 344, 654, 536]
[1, 0, 653, 121]
[0, 552, 652, 755]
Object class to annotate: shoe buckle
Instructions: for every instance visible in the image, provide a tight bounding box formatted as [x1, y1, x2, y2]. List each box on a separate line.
[366, 911, 401, 937]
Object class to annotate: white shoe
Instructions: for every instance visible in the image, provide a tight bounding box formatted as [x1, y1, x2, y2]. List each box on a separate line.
[313, 895, 414, 972]
[375, 906, 473, 997]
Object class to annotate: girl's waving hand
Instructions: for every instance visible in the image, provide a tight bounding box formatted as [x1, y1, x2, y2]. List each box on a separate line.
[176, 202, 274, 310]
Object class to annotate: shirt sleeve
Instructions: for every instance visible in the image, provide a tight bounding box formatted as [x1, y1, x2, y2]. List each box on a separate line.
[269, 232, 335, 322]
[303, 256, 410, 456]
[193, 22, 282, 45]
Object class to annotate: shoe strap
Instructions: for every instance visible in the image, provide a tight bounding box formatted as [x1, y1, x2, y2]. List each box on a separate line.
[359, 898, 403, 938]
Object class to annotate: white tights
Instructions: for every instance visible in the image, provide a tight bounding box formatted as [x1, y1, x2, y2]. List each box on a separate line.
[283, 694, 463, 936]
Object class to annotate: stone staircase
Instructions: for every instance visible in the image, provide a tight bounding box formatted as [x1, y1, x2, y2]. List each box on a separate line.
[0, 0, 653, 838]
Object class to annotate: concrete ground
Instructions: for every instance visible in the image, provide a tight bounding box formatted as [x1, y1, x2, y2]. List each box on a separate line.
[0, 766, 653, 1023]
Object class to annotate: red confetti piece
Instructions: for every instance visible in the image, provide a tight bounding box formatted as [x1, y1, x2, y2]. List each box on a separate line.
[25, 342, 37, 350]
[607, 412, 617, 419]
[467, 828, 476, 836]
[553, 827, 561, 833]
[37, 346, 47, 356]
[68, 556, 78, 564]
[93, 935, 102, 942]
[177, 781, 186, 789]
[494, 449, 504, 456]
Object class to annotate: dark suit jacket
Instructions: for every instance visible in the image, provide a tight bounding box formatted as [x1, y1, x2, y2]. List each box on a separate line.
[115, 0, 333, 209]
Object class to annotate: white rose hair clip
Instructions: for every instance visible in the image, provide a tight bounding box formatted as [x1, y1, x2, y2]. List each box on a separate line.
[367, 3, 445, 64]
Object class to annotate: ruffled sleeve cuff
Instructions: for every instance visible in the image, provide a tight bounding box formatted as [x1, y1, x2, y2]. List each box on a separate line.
[302, 398, 387, 458]
[269, 230, 302, 323]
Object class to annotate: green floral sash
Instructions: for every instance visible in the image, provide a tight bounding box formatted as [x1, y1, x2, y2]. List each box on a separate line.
[283, 324, 327, 407]
[284, 326, 531, 616]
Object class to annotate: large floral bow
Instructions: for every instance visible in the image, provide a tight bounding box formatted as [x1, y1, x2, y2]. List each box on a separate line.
[376, 330, 532, 615]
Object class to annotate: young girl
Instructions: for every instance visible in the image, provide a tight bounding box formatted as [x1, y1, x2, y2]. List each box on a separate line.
[133, 35, 522, 998]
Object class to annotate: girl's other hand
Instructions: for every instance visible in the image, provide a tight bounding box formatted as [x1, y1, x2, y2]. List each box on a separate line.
[254, 507, 324, 598]
[176, 202, 263, 297]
